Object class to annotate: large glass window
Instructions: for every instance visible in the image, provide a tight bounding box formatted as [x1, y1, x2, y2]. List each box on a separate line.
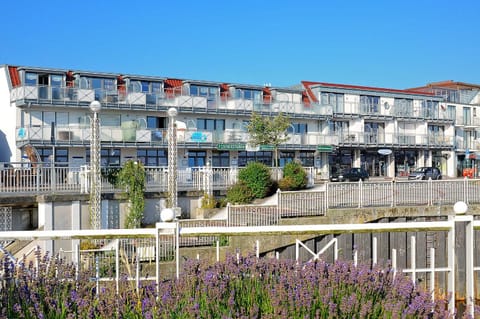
[299, 151, 314, 167]
[360, 95, 380, 113]
[279, 151, 295, 167]
[238, 151, 272, 167]
[137, 149, 167, 166]
[25, 73, 38, 86]
[197, 118, 225, 131]
[235, 88, 262, 101]
[88, 148, 121, 167]
[320, 92, 344, 112]
[147, 116, 166, 129]
[288, 123, 307, 134]
[188, 151, 206, 167]
[212, 151, 230, 167]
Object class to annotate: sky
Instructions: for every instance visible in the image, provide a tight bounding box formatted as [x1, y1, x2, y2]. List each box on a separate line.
[1, 0, 479, 90]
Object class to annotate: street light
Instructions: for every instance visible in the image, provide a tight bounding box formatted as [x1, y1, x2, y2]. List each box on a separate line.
[89, 100, 101, 229]
[161, 107, 180, 221]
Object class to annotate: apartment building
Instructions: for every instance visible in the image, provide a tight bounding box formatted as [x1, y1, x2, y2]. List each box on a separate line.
[0, 64, 469, 179]
[410, 81, 480, 177]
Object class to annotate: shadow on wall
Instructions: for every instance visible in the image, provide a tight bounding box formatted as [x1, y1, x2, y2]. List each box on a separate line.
[0, 130, 12, 162]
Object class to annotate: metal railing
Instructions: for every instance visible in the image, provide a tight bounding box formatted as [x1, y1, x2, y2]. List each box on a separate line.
[1, 218, 479, 315]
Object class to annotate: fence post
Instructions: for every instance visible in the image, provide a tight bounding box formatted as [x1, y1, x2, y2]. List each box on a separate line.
[392, 248, 397, 278]
[358, 180, 362, 208]
[51, 162, 56, 192]
[465, 215, 474, 316]
[464, 177, 468, 204]
[325, 182, 329, 211]
[175, 221, 180, 279]
[95, 255, 99, 297]
[391, 180, 395, 207]
[226, 203, 231, 227]
[410, 235, 416, 285]
[447, 216, 455, 315]
[428, 178, 432, 206]
[430, 247, 435, 302]
[277, 188, 283, 211]
[115, 239, 119, 295]
[372, 236, 377, 266]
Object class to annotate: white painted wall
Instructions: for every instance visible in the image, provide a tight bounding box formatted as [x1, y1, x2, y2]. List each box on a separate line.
[0, 66, 17, 162]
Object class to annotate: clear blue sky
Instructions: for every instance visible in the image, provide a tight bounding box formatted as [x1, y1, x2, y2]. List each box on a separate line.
[1, 0, 478, 89]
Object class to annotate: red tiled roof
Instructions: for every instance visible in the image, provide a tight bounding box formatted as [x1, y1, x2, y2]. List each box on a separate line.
[8, 66, 21, 87]
[164, 78, 183, 88]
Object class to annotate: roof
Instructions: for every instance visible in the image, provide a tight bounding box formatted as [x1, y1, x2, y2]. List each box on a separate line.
[409, 80, 480, 91]
[303, 80, 436, 96]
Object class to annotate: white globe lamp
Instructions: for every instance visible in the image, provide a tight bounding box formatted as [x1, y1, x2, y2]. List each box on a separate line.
[453, 201, 468, 215]
[89, 100, 101, 113]
[160, 208, 175, 222]
[167, 107, 178, 118]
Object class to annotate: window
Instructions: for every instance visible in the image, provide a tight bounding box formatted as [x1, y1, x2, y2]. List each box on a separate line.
[238, 151, 272, 167]
[360, 95, 379, 113]
[137, 149, 167, 166]
[287, 123, 307, 134]
[197, 118, 225, 131]
[188, 151, 206, 167]
[36, 148, 68, 165]
[320, 92, 344, 111]
[147, 116, 166, 129]
[212, 151, 230, 167]
[190, 85, 218, 97]
[88, 149, 120, 167]
[299, 151, 314, 167]
[25, 73, 37, 86]
[235, 88, 262, 101]
[279, 151, 295, 167]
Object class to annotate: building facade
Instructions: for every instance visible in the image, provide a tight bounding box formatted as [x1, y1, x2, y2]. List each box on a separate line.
[1, 64, 478, 179]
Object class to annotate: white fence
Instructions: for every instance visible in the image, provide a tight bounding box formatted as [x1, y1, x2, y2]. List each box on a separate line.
[1, 216, 479, 315]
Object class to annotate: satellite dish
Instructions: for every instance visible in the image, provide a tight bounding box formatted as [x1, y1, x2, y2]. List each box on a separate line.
[378, 149, 392, 155]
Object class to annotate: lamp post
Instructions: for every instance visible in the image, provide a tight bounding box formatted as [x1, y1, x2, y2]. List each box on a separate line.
[160, 107, 179, 222]
[89, 100, 101, 230]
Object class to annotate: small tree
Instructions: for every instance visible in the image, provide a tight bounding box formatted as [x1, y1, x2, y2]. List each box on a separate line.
[246, 112, 291, 167]
[116, 160, 146, 228]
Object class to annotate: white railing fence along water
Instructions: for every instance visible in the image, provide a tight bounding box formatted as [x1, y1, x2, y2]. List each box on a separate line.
[1, 214, 479, 316]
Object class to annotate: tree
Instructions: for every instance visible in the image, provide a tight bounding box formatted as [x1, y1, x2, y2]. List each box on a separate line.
[246, 112, 291, 167]
[116, 160, 146, 228]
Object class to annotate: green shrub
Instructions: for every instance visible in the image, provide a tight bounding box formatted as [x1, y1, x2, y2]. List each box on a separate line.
[238, 162, 274, 199]
[278, 176, 296, 191]
[201, 193, 217, 209]
[282, 161, 307, 190]
[226, 183, 256, 204]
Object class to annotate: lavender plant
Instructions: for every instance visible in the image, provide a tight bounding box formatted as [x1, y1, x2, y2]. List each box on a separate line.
[1, 251, 477, 318]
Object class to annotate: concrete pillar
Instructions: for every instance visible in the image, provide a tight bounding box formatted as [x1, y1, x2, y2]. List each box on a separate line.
[418, 150, 425, 167]
[426, 150, 433, 167]
[38, 201, 53, 254]
[71, 200, 81, 252]
[387, 153, 395, 178]
[353, 149, 361, 167]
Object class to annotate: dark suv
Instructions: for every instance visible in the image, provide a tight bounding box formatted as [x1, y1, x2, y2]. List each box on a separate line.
[408, 167, 442, 180]
[330, 167, 369, 182]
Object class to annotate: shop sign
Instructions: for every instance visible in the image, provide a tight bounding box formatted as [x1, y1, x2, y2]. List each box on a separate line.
[217, 143, 246, 151]
[317, 145, 333, 152]
[259, 145, 274, 151]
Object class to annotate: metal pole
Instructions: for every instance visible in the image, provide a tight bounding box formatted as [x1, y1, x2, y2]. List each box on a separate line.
[89, 101, 101, 230]
[167, 108, 177, 210]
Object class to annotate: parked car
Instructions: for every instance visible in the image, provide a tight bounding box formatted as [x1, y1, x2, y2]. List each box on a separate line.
[408, 167, 442, 180]
[330, 167, 369, 182]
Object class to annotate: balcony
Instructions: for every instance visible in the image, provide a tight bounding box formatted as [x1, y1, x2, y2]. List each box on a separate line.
[10, 84, 333, 119]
